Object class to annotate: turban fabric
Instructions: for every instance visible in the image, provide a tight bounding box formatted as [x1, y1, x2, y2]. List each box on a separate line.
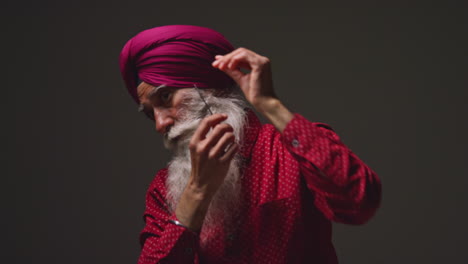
[119, 25, 235, 103]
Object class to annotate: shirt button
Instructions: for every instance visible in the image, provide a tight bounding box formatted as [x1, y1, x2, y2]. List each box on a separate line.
[227, 234, 235, 241]
[292, 139, 299, 147]
[184, 247, 193, 255]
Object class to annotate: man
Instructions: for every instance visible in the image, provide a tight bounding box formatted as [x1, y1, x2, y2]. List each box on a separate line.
[119, 25, 381, 264]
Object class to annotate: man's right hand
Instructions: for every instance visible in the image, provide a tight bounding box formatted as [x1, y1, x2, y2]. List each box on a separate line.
[175, 114, 239, 231]
[189, 113, 239, 196]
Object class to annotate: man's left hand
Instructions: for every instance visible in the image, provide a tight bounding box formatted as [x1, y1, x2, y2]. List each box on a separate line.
[212, 48, 276, 110]
[212, 47, 294, 132]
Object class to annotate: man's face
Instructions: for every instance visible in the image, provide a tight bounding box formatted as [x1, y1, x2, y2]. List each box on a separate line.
[137, 82, 193, 135]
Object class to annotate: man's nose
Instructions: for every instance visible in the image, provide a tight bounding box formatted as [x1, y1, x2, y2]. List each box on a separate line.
[154, 109, 174, 134]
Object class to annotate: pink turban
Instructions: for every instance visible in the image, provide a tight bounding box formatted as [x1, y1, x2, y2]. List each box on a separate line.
[119, 25, 235, 103]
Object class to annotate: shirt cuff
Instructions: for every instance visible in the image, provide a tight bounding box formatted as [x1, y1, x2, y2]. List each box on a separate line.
[160, 214, 200, 259]
[282, 114, 338, 159]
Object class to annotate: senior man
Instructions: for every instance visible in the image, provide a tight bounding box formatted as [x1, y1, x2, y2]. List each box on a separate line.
[119, 25, 381, 264]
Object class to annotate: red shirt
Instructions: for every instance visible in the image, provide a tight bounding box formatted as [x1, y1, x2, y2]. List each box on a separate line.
[137, 112, 381, 264]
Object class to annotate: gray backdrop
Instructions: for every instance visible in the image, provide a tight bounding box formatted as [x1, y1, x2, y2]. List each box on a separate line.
[4, 2, 468, 263]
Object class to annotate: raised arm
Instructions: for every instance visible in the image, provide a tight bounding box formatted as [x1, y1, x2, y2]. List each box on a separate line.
[281, 115, 381, 224]
[213, 49, 381, 224]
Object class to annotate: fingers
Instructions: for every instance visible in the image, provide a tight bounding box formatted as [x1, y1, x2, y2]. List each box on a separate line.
[213, 48, 268, 72]
[189, 113, 238, 162]
[191, 114, 227, 142]
[212, 48, 247, 71]
[220, 142, 239, 163]
[202, 123, 234, 150]
[222, 67, 245, 83]
[212, 48, 246, 70]
[209, 130, 235, 159]
[212, 48, 264, 84]
[227, 52, 253, 70]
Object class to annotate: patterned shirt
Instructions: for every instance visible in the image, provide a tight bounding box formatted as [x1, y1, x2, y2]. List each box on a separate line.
[137, 111, 382, 264]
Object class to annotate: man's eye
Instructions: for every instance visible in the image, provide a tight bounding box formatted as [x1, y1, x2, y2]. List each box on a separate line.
[160, 91, 172, 102]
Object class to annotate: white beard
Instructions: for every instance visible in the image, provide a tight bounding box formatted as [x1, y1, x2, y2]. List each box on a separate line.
[164, 89, 247, 247]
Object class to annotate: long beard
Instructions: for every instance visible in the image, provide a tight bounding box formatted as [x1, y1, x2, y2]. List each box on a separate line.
[164, 89, 247, 247]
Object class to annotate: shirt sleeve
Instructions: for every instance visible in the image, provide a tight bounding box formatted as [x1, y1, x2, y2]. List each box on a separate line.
[281, 114, 382, 225]
[138, 170, 200, 264]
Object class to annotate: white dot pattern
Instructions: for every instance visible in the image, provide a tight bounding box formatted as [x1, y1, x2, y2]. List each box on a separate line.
[137, 111, 381, 264]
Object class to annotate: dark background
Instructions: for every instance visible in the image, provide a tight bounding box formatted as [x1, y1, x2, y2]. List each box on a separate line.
[4, 2, 467, 263]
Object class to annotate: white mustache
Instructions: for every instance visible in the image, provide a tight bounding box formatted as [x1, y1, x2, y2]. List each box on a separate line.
[163, 118, 201, 152]
[168, 118, 200, 141]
